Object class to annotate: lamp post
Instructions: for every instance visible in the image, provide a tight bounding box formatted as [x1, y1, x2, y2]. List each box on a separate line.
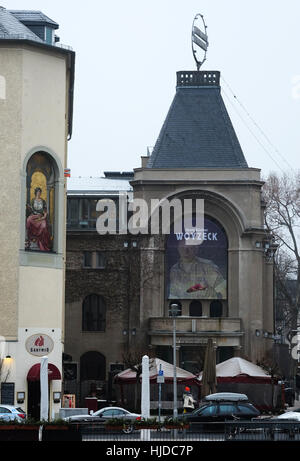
[170, 302, 181, 420]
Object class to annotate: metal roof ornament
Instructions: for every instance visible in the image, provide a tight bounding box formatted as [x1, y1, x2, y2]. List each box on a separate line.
[191, 13, 209, 71]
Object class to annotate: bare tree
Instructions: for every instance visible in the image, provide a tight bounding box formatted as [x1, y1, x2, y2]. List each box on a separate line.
[256, 349, 282, 410]
[263, 171, 300, 341]
[121, 347, 155, 411]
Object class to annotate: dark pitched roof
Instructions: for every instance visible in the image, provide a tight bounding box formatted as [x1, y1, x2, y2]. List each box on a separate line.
[8, 10, 59, 28]
[0, 7, 43, 41]
[147, 71, 248, 169]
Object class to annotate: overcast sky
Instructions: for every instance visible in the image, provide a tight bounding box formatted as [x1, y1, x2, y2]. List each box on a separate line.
[3, 0, 300, 177]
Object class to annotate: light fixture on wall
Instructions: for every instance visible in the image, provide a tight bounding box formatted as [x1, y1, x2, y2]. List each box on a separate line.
[255, 329, 261, 337]
[255, 241, 262, 248]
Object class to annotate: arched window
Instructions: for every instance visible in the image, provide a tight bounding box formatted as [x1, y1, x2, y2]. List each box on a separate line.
[82, 294, 106, 331]
[189, 300, 202, 317]
[80, 351, 106, 381]
[210, 300, 223, 318]
[25, 152, 57, 252]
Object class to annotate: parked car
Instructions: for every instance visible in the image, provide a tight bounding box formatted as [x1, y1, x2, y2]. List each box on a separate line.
[275, 411, 300, 421]
[179, 393, 260, 432]
[64, 406, 141, 433]
[0, 405, 26, 423]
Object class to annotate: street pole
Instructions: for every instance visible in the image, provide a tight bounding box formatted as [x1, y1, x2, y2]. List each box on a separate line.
[170, 303, 180, 420]
[158, 364, 162, 424]
[173, 315, 177, 420]
[141, 355, 150, 441]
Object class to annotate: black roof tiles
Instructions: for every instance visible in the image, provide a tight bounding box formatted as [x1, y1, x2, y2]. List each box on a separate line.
[147, 73, 248, 169]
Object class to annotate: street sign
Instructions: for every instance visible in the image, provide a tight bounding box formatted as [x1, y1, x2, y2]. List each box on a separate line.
[157, 369, 164, 383]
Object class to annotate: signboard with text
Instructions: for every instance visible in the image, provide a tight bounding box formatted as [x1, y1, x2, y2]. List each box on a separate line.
[25, 334, 54, 356]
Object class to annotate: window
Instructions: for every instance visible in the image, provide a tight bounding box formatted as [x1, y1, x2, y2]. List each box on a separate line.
[189, 301, 202, 317]
[101, 409, 125, 417]
[82, 294, 106, 331]
[67, 198, 105, 230]
[217, 347, 234, 364]
[96, 252, 106, 269]
[210, 300, 223, 318]
[199, 405, 217, 417]
[110, 363, 124, 373]
[82, 252, 106, 269]
[218, 404, 237, 416]
[102, 409, 115, 417]
[114, 409, 126, 416]
[83, 251, 93, 268]
[45, 27, 54, 44]
[0, 407, 11, 414]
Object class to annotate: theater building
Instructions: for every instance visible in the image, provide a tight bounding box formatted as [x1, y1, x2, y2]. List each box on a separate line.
[0, 8, 75, 418]
[65, 71, 276, 405]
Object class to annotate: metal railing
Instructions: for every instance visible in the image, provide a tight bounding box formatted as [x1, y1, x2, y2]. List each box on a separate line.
[177, 71, 220, 87]
[72, 420, 300, 442]
[0, 33, 73, 50]
[224, 420, 300, 441]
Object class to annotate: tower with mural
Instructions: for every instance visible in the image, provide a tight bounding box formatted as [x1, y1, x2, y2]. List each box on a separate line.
[0, 7, 75, 419]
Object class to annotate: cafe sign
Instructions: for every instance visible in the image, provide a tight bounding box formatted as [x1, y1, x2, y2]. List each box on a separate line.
[25, 334, 54, 356]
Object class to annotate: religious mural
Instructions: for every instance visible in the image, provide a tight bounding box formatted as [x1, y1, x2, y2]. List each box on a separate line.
[25, 152, 55, 252]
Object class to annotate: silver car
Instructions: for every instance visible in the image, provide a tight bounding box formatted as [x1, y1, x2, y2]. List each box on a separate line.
[64, 406, 141, 433]
[0, 405, 26, 422]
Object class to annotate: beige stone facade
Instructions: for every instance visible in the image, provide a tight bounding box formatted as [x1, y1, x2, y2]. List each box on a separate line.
[132, 165, 275, 363]
[0, 37, 74, 418]
[64, 71, 276, 407]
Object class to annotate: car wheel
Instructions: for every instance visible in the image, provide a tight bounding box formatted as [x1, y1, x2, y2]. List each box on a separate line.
[122, 425, 134, 434]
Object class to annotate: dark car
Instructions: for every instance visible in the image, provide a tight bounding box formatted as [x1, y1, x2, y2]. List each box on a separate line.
[180, 397, 260, 432]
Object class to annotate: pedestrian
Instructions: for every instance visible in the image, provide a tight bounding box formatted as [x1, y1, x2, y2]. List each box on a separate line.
[183, 386, 196, 414]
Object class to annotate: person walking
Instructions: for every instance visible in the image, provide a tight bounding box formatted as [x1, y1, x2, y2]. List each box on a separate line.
[183, 386, 196, 414]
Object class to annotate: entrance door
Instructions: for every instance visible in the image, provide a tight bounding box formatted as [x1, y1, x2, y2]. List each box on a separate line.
[27, 381, 41, 421]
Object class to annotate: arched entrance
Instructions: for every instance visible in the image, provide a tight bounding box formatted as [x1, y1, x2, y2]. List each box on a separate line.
[80, 351, 106, 406]
[27, 363, 61, 420]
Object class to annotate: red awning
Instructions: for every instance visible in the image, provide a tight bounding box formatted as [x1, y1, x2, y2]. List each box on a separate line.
[27, 363, 61, 382]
